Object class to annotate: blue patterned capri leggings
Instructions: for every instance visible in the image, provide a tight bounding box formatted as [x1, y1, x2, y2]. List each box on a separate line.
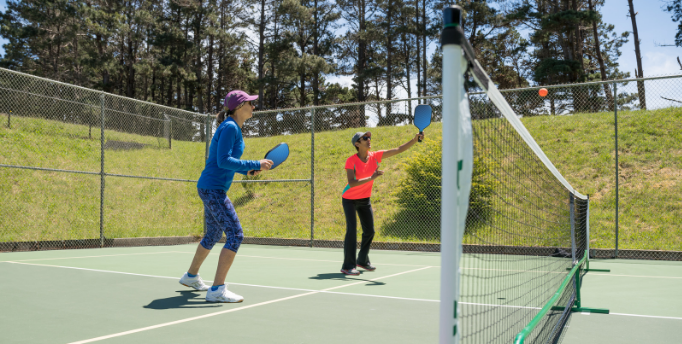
[197, 188, 244, 252]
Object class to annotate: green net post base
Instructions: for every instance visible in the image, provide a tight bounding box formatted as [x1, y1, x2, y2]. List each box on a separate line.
[550, 306, 610, 314]
[573, 307, 610, 314]
[566, 267, 611, 272]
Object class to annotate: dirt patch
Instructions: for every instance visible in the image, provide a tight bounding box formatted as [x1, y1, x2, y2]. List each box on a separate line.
[103, 140, 149, 151]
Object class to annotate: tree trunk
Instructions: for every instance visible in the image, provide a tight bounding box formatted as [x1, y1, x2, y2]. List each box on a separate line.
[357, 0, 367, 126]
[572, 0, 587, 111]
[628, 0, 646, 109]
[415, 0, 421, 99]
[386, 0, 393, 106]
[127, 35, 135, 98]
[195, 10, 204, 114]
[589, 0, 613, 110]
[152, 66, 156, 103]
[258, 0, 266, 110]
[217, 5, 225, 111]
[207, 33, 214, 113]
[404, 31, 412, 123]
[312, 0, 320, 106]
[421, 0, 426, 96]
[299, 14, 307, 108]
[167, 73, 173, 106]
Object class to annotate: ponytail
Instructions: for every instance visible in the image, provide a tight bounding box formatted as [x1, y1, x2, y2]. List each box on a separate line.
[216, 110, 226, 126]
[217, 104, 240, 125]
[217, 106, 236, 126]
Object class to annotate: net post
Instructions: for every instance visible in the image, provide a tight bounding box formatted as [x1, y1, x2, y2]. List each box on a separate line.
[99, 93, 106, 248]
[204, 114, 211, 236]
[614, 81, 619, 258]
[310, 107, 315, 248]
[570, 193, 576, 264]
[166, 114, 172, 149]
[574, 251, 583, 309]
[440, 5, 464, 344]
[586, 195, 590, 269]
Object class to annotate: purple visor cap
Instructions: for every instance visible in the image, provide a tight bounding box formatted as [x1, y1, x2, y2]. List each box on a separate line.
[224, 90, 259, 111]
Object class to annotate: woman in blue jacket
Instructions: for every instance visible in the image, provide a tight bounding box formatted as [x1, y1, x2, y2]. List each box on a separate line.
[179, 90, 272, 303]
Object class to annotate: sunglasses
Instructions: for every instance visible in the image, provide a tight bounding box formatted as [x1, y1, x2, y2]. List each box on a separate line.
[235, 101, 254, 110]
[361, 136, 371, 141]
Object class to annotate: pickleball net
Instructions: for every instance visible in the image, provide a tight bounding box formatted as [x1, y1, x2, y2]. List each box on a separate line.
[439, 6, 590, 344]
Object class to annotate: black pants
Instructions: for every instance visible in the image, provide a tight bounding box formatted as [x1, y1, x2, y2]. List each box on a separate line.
[342, 197, 375, 270]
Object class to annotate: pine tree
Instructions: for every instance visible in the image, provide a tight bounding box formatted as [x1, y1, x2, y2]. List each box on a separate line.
[337, 0, 380, 127]
[279, 0, 338, 107]
[0, 0, 83, 81]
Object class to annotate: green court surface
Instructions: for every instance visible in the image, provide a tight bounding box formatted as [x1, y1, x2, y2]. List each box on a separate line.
[0, 244, 680, 343]
[563, 259, 682, 344]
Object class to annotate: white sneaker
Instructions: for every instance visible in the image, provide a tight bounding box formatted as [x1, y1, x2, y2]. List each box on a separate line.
[179, 272, 210, 291]
[205, 285, 244, 303]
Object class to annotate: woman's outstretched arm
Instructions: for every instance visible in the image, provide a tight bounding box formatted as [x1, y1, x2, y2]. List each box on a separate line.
[382, 133, 424, 159]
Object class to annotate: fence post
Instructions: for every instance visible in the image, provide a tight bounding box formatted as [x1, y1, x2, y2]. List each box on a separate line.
[614, 81, 619, 258]
[310, 107, 315, 248]
[163, 113, 172, 149]
[204, 114, 211, 236]
[89, 107, 93, 139]
[7, 110, 10, 129]
[100, 94, 106, 248]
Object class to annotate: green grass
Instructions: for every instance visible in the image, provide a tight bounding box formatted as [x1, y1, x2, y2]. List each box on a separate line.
[523, 107, 682, 251]
[1, 107, 681, 251]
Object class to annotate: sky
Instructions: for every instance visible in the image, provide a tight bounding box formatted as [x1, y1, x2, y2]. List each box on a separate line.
[601, 0, 681, 77]
[0, 0, 680, 90]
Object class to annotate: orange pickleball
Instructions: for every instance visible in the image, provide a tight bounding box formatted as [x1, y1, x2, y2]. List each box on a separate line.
[539, 88, 548, 97]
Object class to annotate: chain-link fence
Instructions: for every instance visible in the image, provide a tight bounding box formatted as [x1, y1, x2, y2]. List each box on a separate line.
[0, 68, 210, 250]
[491, 75, 682, 259]
[1, 67, 681, 259]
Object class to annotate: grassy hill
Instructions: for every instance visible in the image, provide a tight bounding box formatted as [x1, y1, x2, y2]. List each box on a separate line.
[525, 107, 682, 251]
[1, 107, 680, 251]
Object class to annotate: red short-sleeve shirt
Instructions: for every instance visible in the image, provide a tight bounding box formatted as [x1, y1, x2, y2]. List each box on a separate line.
[342, 150, 385, 199]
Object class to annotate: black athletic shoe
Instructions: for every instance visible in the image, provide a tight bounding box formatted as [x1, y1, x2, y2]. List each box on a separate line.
[340, 268, 361, 276]
[357, 263, 376, 271]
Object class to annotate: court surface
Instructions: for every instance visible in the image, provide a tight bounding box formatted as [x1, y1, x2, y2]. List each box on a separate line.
[0, 244, 680, 343]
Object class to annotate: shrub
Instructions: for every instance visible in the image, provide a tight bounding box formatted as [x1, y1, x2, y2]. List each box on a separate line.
[389, 137, 496, 239]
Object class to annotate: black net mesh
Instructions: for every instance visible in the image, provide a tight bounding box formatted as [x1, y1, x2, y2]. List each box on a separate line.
[458, 88, 588, 343]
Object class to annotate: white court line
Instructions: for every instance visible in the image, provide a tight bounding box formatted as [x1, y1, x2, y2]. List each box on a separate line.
[588, 273, 682, 280]
[460, 302, 682, 321]
[463, 303, 682, 321]
[6, 261, 438, 303]
[462, 268, 682, 280]
[235, 253, 436, 267]
[3, 251, 438, 268]
[66, 266, 432, 344]
[9, 252, 678, 280]
[6, 253, 678, 280]
[609, 313, 682, 321]
[460, 301, 541, 310]
[1, 251, 181, 263]
[461, 267, 568, 275]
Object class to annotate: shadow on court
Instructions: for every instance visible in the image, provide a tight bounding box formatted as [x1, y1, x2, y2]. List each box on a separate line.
[309, 273, 386, 286]
[144, 290, 222, 310]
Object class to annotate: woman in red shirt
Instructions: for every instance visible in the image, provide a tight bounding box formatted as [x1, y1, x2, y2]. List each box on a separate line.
[341, 131, 424, 275]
